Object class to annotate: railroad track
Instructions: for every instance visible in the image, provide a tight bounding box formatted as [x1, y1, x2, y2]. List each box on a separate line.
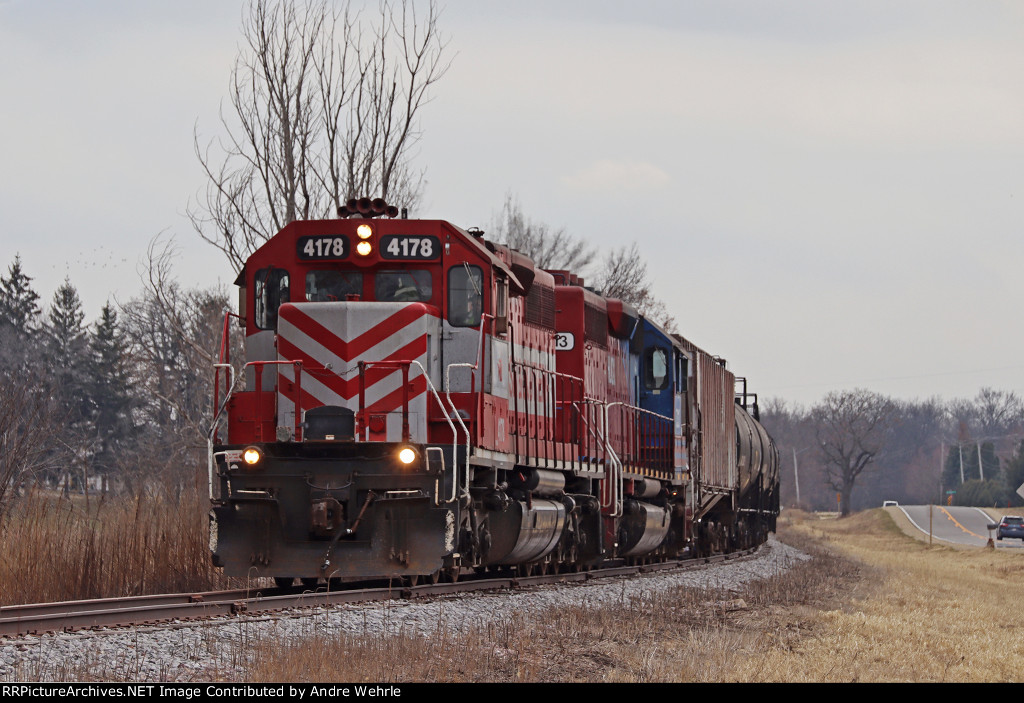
[0, 549, 757, 637]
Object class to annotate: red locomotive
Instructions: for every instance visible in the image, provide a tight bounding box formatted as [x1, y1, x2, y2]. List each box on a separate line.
[208, 197, 779, 585]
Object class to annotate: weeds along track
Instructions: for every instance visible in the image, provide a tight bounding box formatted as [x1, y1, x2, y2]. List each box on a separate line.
[0, 549, 758, 637]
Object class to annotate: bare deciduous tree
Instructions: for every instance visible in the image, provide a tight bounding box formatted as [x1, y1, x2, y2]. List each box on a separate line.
[0, 375, 62, 514]
[594, 243, 676, 332]
[812, 388, 897, 516]
[490, 192, 597, 272]
[191, 0, 450, 271]
[491, 194, 676, 329]
[120, 238, 236, 497]
[970, 387, 1023, 437]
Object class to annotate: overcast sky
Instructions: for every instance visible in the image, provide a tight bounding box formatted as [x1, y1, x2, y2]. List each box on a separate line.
[2, 0, 1022, 406]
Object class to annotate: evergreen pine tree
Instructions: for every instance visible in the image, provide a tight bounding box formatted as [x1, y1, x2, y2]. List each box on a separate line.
[89, 302, 135, 475]
[43, 277, 92, 428]
[0, 255, 41, 335]
[0, 255, 42, 372]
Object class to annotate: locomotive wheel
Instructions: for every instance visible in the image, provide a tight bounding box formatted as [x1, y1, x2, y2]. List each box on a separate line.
[443, 566, 460, 583]
[426, 570, 442, 585]
[274, 577, 294, 588]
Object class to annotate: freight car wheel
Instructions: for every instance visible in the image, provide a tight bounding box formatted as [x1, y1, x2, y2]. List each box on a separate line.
[274, 577, 294, 588]
[403, 574, 420, 587]
[300, 578, 319, 590]
[443, 566, 460, 583]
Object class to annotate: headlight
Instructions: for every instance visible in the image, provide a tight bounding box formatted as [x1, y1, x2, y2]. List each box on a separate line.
[356, 224, 373, 240]
[356, 241, 372, 256]
[398, 447, 417, 465]
[242, 447, 262, 466]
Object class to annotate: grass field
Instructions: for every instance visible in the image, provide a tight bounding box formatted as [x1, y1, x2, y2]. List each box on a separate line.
[754, 509, 1024, 682]
[242, 509, 1024, 683]
[5, 504, 1023, 682]
[0, 489, 232, 605]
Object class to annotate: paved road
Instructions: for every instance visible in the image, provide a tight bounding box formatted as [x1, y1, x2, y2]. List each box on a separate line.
[894, 505, 1024, 549]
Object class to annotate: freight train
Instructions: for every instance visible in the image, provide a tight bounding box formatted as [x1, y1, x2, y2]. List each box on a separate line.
[207, 198, 779, 585]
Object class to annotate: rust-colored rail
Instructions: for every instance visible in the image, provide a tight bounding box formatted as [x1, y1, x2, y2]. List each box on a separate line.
[0, 549, 758, 637]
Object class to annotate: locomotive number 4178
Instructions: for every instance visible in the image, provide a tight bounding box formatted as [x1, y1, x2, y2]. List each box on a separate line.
[297, 235, 349, 260]
[380, 235, 440, 260]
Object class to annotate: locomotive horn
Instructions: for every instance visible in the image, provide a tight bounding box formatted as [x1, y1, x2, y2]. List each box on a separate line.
[337, 205, 352, 218]
[385, 205, 399, 218]
[356, 197, 373, 215]
[346, 198, 359, 212]
[371, 198, 388, 216]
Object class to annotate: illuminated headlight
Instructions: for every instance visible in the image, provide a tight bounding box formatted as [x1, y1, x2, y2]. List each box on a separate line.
[242, 447, 262, 466]
[356, 241, 372, 256]
[356, 224, 373, 240]
[398, 447, 417, 465]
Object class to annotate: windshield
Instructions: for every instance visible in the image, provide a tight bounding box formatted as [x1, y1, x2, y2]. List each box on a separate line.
[375, 270, 432, 302]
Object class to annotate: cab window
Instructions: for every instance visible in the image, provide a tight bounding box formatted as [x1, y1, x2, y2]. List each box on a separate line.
[374, 270, 432, 302]
[254, 268, 289, 329]
[448, 265, 483, 327]
[644, 347, 670, 390]
[306, 271, 362, 301]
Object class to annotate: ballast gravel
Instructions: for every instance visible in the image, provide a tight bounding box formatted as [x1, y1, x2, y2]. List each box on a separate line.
[0, 536, 809, 681]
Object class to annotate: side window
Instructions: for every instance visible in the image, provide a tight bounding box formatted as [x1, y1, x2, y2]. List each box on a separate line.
[644, 347, 670, 390]
[254, 268, 289, 330]
[448, 265, 483, 327]
[375, 270, 432, 302]
[306, 271, 362, 301]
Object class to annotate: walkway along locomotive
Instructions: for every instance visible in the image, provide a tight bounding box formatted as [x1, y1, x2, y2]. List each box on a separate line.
[207, 198, 780, 585]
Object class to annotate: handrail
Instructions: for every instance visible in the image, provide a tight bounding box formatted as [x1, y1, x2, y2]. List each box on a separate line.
[602, 402, 627, 518]
[444, 313, 493, 501]
[358, 361, 412, 441]
[210, 311, 245, 495]
[408, 360, 459, 505]
[357, 358, 460, 504]
[207, 363, 237, 498]
[212, 311, 244, 444]
[512, 361, 586, 467]
[612, 403, 674, 472]
[571, 398, 608, 467]
[245, 360, 303, 441]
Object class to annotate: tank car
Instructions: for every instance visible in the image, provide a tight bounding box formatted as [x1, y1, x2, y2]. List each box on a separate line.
[206, 198, 779, 585]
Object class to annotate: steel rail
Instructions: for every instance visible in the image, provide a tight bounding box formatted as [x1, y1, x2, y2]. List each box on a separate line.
[0, 548, 759, 637]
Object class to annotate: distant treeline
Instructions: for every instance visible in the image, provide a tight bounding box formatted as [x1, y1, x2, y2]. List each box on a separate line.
[763, 389, 1024, 512]
[0, 253, 232, 513]
[3, 252, 1020, 516]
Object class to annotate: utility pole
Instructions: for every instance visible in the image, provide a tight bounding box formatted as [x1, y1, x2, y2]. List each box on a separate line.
[793, 447, 801, 507]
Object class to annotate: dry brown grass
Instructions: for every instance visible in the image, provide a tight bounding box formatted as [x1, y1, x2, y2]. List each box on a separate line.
[245, 510, 1024, 683]
[0, 488, 232, 604]
[244, 524, 862, 682]
[753, 509, 1024, 682]
[8, 505, 1023, 682]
